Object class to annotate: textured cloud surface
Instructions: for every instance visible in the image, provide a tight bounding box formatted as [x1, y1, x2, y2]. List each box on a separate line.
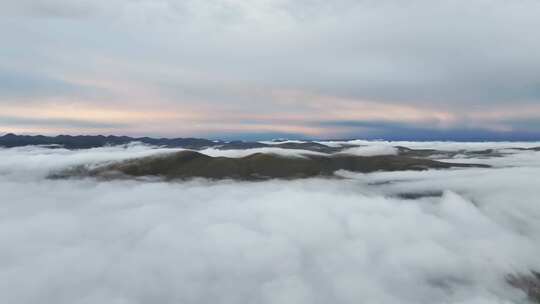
[1, 142, 539, 303]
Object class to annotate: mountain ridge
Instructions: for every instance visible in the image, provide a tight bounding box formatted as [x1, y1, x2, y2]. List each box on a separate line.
[51, 150, 490, 181]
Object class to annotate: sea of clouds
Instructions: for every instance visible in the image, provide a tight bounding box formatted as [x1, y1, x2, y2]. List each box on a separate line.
[1, 141, 539, 304]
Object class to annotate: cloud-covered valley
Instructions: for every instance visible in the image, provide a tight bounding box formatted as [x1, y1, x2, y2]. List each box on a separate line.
[1, 141, 539, 303]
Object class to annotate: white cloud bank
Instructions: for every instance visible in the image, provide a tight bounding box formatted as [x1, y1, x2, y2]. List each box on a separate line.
[338, 145, 398, 156]
[0, 142, 539, 303]
[319, 140, 540, 151]
[199, 147, 327, 158]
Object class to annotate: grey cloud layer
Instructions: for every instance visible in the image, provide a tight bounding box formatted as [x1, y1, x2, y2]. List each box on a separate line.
[1, 0, 540, 136]
[0, 115, 130, 129]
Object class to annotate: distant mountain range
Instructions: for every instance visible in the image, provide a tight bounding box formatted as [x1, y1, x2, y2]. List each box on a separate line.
[9, 133, 540, 181]
[0, 133, 347, 152]
[0, 133, 218, 149]
[3, 133, 539, 155]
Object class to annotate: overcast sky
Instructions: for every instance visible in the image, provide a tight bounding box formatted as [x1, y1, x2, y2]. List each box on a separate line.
[1, 0, 540, 139]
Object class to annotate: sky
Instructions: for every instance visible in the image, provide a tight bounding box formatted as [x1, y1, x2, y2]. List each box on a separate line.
[1, 0, 540, 140]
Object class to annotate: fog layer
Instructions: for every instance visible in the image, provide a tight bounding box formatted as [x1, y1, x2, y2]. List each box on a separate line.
[1, 142, 539, 303]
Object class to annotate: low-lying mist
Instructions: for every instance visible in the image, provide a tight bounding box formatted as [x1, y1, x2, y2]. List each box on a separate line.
[0, 142, 539, 303]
